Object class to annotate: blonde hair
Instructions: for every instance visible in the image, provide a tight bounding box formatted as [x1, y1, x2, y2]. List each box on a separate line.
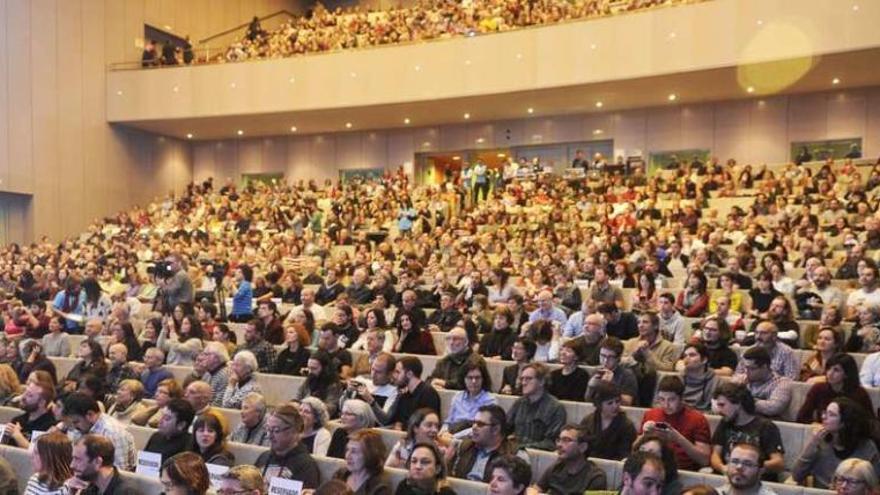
[0, 363, 21, 397]
[835, 458, 879, 489]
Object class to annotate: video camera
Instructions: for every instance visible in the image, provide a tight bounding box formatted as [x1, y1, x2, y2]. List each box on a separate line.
[199, 259, 228, 284]
[146, 260, 174, 279]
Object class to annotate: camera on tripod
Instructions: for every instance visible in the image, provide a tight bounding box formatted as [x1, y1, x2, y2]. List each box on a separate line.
[199, 259, 228, 284]
[146, 260, 174, 279]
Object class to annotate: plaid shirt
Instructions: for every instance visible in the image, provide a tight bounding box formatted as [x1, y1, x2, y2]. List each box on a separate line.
[735, 342, 799, 380]
[68, 414, 136, 471]
[236, 339, 276, 372]
[746, 373, 793, 419]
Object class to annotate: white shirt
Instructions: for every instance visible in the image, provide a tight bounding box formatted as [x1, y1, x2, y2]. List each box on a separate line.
[860, 351, 880, 387]
[848, 287, 880, 311]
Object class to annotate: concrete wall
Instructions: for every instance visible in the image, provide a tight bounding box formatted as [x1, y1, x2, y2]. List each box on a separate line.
[0, 0, 193, 243]
[107, 0, 880, 123]
[191, 87, 880, 184]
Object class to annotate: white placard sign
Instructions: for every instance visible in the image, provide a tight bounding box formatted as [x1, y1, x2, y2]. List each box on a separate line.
[0, 424, 6, 444]
[268, 477, 303, 495]
[206, 463, 229, 488]
[135, 451, 162, 478]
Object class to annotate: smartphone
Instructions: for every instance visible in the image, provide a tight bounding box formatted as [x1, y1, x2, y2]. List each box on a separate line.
[654, 422, 669, 430]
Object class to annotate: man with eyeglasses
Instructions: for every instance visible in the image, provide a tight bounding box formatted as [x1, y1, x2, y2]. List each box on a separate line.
[717, 443, 779, 495]
[507, 363, 566, 451]
[732, 346, 793, 419]
[734, 321, 798, 380]
[534, 424, 607, 494]
[428, 326, 480, 390]
[66, 434, 144, 495]
[586, 337, 637, 406]
[218, 465, 265, 495]
[565, 313, 606, 366]
[449, 404, 528, 482]
[254, 404, 320, 489]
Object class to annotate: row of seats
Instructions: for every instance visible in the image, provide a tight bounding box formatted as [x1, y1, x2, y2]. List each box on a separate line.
[0, 420, 834, 495]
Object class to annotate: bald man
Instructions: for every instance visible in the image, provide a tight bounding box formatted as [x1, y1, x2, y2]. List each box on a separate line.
[428, 327, 481, 390]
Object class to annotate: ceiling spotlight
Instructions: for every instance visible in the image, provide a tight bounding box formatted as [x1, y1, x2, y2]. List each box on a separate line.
[172, 86, 179, 93]
[668, 93, 678, 101]
[853, 4, 860, 11]
[414, 65, 421, 72]
[290, 126, 297, 132]
[116, 90, 123, 96]
[747, 86, 755, 93]
[497, 153, 506, 158]
[423, 141, 431, 147]
[593, 129, 604, 135]
[515, 53, 523, 60]
[229, 82, 237, 89]
[453, 156, 461, 161]
[464, 60, 472, 66]
[668, 32, 677, 39]
[236, 130, 244, 136]
[756, 19, 764, 25]
[595, 101, 603, 108]
[404, 118, 411, 125]
[590, 43, 597, 50]
[350, 72, 357, 78]
[289, 76, 296, 83]
[527, 108, 534, 114]
[186, 133, 193, 139]
[463, 113, 471, 120]
[345, 122, 353, 129]
[476, 138, 485, 144]
[832, 77, 841, 85]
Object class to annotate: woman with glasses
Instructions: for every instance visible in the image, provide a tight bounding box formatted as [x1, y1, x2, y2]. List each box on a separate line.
[394, 442, 455, 495]
[217, 465, 265, 495]
[160, 451, 210, 495]
[327, 399, 376, 459]
[386, 408, 448, 469]
[193, 411, 235, 466]
[299, 397, 332, 457]
[833, 458, 879, 495]
[26, 431, 73, 495]
[332, 429, 392, 495]
[444, 360, 496, 433]
[793, 398, 880, 489]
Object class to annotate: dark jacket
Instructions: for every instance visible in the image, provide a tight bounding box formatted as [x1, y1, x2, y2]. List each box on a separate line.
[449, 437, 523, 482]
[333, 468, 393, 495]
[429, 351, 480, 391]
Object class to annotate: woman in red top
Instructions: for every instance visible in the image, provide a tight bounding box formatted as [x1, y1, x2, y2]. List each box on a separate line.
[796, 353, 875, 424]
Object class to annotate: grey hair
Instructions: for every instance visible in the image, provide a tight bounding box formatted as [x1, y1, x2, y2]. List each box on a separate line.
[300, 397, 330, 428]
[203, 341, 230, 363]
[242, 393, 267, 414]
[233, 350, 258, 374]
[341, 398, 377, 429]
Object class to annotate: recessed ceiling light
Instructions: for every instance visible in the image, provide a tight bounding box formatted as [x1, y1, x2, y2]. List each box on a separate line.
[172, 86, 179, 92]
[403, 118, 411, 125]
[756, 19, 764, 25]
[289, 76, 296, 83]
[853, 4, 860, 11]
[515, 53, 523, 60]
[290, 126, 297, 132]
[527, 108, 534, 114]
[350, 72, 357, 78]
[345, 122, 353, 129]
[747, 86, 755, 93]
[414, 65, 421, 72]
[832, 77, 841, 85]
[593, 129, 604, 135]
[464, 60, 472, 66]
[668, 32, 677, 39]
[453, 156, 461, 161]
[476, 138, 485, 144]
[497, 153, 506, 158]
[668, 93, 678, 101]
[463, 113, 471, 120]
[236, 130, 244, 136]
[590, 43, 597, 50]
[116, 90, 123, 96]
[423, 141, 431, 147]
[229, 82, 237, 89]
[186, 133, 193, 139]
[595, 101, 603, 108]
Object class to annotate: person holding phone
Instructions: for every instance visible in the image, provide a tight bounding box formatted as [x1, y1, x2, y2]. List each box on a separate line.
[637, 375, 711, 472]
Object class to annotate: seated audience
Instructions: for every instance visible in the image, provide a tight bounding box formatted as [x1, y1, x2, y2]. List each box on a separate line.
[62, 392, 137, 471]
[193, 411, 235, 466]
[297, 350, 343, 418]
[709, 382, 785, 480]
[499, 337, 536, 395]
[793, 398, 880, 489]
[444, 359, 496, 431]
[218, 465, 266, 495]
[26, 431, 72, 495]
[144, 398, 195, 462]
[717, 443, 776, 495]
[797, 353, 875, 423]
[579, 381, 637, 460]
[586, 337, 638, 406]
[254, 404, 320, 489]
[449, 404, 527, 482]
[548, 340, 590, 402]
[235, 319, 277, 373]
[620, 451, 667, 495]
[429, 327, 480, 390]
[680, 342, 719, 411]
[4, 372, 56, 448]
[383, 356, 440, 429]
[160, 452, 210, 495]
[832, 458, 879, 495]
[222, 350, 263, 410]
[394, 442, 455, 495]
[328, 399, 376, 459]
[535, 424, 607, 493]
[386, 408, 448, 469]
[734, 346, 793, 419]
[800, 327, 845, 382]
[229, 392, 270, 447]
[332, 429, 392, 495]
[639, 375, 711, 472]
[66, 434, 142, 494]
[507, 362, 566, 451]
[299, 397, 332, 457]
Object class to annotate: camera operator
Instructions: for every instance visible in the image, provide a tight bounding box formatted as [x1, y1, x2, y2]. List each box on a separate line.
[158, 254, 194, 315]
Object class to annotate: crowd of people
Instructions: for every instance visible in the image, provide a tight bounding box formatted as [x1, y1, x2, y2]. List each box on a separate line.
[0, 152, 878, 494]
[219, 0, 701, 63]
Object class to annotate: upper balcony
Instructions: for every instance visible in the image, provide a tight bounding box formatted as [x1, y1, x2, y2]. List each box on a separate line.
[106, 0, 880, 140]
